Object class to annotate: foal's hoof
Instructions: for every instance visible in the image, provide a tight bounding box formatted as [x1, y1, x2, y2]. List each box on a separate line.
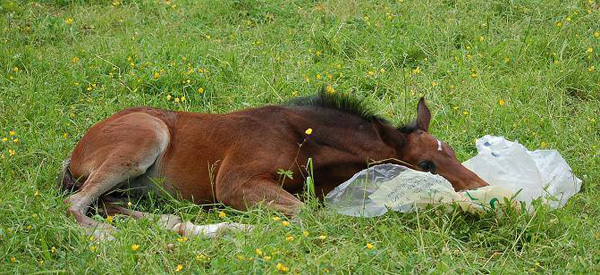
[225, 222, 255, 233]
[86, 225, 117, 242]
[206, 222, 254, 238]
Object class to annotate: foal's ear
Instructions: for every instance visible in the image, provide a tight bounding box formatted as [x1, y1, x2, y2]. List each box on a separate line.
[416, 97, 431, 132]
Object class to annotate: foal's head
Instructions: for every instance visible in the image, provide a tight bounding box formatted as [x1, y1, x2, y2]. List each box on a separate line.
[382, 98, 488, 191]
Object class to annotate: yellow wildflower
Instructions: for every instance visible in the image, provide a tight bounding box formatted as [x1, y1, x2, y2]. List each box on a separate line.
[181, 96, 186, 102]
[65, 18, 73, 25]
[9, 149, 15, 156]
[412, 66, 421, 74]
[51, 246, 57, 253]
[431, 81, 437, 87]
[505, 57, 510, 63]
[72, 57, 80, 63]
[540, 142, 547, 148]
[367, 71, 375, 76]
[131, 244, 140, 251]
[276, 263, 289, 272]
[153, 72, 161, 79]
[556, 21, 562, 27]
[90, 245, 98, 252]
[198, 87, 204, 94]
[255, 248, 263, 256]
[175, 265, 183, 272]
[34, 190, 40, 196]
[174, 97, 180, 103]
[325, 85, 335, 94]
[366, 243, 374, 249]
[318, 235, 327, 240]
[292, 90, 299, 97]
[286, 236, 294, 241]
[281, 221, 290, 227]
[166, 95, 172, 101]
[499, 100, 505, 106]
[463, 111, 470, 115]
[264, 256, 272, 261]
[272, 216, 280, 221]
[177, 236, 188, 243]
[305, 128, 313, 135]
[316, 74, 322, 80]
[127, 201, 133, 207]
[10, 257, 16, 263]
[594, 31, 600, 38]
[589, 66, 596, 72]
[302, 231, 309, 237]
[2, 137, 7, 142]
[13, 67, 19, 72]
[9, 130, 16, 136]
[587, 47, 594, 54]
[63, 133, 68, 139]
[218, 211, 226, 218]
[106, 216, 113, 223]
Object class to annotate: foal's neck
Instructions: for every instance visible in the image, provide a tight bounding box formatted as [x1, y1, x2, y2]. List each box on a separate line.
[300, 108, 398, 163]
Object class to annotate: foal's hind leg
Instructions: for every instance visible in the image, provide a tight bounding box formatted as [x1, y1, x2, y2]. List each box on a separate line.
[65, 114, 169, 240]
[65, 152, 162, 240]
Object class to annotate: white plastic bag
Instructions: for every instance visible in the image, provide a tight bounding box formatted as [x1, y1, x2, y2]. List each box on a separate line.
[463, 135, 582, 208]
[325, 135, 582, 217]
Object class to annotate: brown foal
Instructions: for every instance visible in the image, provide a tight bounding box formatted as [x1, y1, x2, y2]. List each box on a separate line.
[60, 92, 488, 239]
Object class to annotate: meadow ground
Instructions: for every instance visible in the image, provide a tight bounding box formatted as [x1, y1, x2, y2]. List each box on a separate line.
[1, 0, 599, 273]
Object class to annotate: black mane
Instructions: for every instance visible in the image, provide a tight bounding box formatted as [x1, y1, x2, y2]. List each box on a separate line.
[285, 88, 383, 122]
[285, 88, 418, 133]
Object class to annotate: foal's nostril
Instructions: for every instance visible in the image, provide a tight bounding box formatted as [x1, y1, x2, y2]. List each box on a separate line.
[470, 178, 489, 189]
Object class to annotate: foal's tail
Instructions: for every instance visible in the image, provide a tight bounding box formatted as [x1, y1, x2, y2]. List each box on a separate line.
[58, 157, 80, 192]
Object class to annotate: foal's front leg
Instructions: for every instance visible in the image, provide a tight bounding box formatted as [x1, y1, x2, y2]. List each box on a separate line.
[217, 176, 304, 217]
[102, 203, 253, 238]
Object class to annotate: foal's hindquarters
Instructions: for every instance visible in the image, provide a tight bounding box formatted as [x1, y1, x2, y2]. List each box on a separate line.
[63, 109, 253, 240]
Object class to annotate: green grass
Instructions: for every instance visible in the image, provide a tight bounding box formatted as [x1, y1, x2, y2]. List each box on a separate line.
[1, 0, 599, 273]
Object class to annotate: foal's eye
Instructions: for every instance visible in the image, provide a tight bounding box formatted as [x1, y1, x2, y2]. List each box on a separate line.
[418, 161, 435, 172]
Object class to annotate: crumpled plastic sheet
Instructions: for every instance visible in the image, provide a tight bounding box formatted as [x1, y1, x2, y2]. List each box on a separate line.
[325, 135, 582, 217]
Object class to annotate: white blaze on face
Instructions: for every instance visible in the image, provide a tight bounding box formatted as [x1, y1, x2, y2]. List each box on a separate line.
[437, 139, 442, 151]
